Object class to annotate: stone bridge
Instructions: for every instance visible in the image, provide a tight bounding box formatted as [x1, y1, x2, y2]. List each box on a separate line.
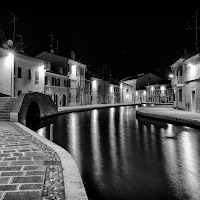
[10, 92, 58, 125]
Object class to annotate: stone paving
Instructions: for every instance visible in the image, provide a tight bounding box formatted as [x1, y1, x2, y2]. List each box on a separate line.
[0, 122, 65, 200]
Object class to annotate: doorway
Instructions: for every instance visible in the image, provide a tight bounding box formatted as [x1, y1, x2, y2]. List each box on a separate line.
[191, 90, 196, 112]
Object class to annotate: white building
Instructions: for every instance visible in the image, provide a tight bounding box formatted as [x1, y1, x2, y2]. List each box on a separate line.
[0, 47, 47, 97]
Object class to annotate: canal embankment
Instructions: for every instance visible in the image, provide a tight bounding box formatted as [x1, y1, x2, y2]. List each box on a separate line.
[136, 105, 200, 128]
[57, 102, 136, 115]
[0, 102, 136, 200]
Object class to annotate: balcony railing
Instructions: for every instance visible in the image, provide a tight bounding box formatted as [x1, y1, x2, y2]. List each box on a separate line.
[171, 76, 184, 86]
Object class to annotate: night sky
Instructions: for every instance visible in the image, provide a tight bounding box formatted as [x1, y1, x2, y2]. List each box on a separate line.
[0, 4, 200, 80]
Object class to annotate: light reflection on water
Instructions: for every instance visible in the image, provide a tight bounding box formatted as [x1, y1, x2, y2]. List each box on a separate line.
[91, 109, 103, 187]
[27, 106, 200, 200]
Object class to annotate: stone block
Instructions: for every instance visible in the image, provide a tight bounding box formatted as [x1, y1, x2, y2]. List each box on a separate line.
[13, 153, 23, 156]
[3, 157, 17, 161]
[1, 171, 24, 176]
[18, 157, 33, 161]
[0, 177, 10, 184]
[0, 184, 17, 191]
[0, 166, 22, 171]
[12, 176, 44, 183]
[26, 171, 45, 176]
[23, 166, 46, 171]
[0, 154, 10, 157]
[0, 162, 9, 166]
[19, 184, 43, 190]
[10, 161, 35, 166]
[3, 191, 41, 200]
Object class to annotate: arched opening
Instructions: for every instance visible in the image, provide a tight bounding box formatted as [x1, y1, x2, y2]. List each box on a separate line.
[62, 94, 66, 106]
[26, 101, 40, 126]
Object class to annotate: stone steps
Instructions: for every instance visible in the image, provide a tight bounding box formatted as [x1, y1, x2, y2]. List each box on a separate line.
[0, 97, 17, 121]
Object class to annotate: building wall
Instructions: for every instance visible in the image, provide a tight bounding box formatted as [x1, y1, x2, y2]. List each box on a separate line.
[136, 73, 162, 90]
[135, 90, 145, 104]
[0, 50, 12, 96]
[122, 83, 133, 103]
[185, 80, 200, 112]
[68, 59, 86, 106]
[14, 56, 45, 96]
[44, 72, 69, 107]
[85, 80, 91, 105]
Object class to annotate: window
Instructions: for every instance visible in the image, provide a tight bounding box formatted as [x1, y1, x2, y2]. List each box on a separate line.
[67, 79, 71, 87]
[18, 90, 22, 96]
[127, 89, 129, 93]
[64, 79, 67, 87]
[28, 69, 32, 80]
[18, 67, 22, 78]
[55, 78, 57, 86]
[58, 78, 60, 86]
[45, 76, 48, 85]
[80, 68, 84, 75]
[52, 77, 54, 86]
[179, 89, 182, 101]
[35, 71, 39, 84]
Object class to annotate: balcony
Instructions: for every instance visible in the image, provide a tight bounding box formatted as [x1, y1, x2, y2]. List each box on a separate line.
[171, 76, 184, 87]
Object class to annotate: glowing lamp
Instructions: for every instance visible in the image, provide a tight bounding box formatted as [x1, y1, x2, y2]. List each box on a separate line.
[160, 86, 165, 90]
[188, 63, 194, 67]
[71, 65, 76, 75]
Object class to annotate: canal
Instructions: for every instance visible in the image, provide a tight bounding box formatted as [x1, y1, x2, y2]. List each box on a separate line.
[27, 106, 200, 200]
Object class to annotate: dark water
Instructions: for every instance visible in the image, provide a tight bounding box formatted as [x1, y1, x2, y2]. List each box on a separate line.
[27, 106, 200, 200]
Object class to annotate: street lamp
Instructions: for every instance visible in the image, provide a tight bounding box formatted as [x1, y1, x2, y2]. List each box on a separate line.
[195, 7, 200, 51]
[169, 74, 173, 78]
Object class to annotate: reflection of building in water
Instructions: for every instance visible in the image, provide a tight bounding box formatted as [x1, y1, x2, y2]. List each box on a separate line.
[36, 123, 54, 141]
[179, 131, 200, 199]
[109, 107, 118, 173]
[68, 113, 82, 173]
[91, 109, 102, 185]
[162, 128, 200, 199]
[50, 124, 54, 141]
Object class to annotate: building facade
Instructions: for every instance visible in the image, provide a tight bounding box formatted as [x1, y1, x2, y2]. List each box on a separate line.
[0, 48, 47, 97]
[90, 77, 110, 104]
[36, 51, 86, 106]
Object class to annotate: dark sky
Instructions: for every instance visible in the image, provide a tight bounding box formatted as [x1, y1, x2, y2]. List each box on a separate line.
[0, 4, 200, 80]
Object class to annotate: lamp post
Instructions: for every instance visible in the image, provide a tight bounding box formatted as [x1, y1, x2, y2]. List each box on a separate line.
[196, 8, 200, 51]
[8, 52, 14, 97]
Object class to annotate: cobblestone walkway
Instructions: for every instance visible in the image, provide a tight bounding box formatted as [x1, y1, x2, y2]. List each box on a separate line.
[0, 122, 65, 200]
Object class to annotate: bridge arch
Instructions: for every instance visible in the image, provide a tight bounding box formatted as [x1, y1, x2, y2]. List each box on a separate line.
[10, 92, 58, 125]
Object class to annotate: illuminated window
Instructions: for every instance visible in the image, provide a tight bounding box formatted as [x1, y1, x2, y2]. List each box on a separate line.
[71, 65, 76, 75]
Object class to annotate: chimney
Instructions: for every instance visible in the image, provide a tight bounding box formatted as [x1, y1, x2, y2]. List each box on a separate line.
[71, 51, 75, 60]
